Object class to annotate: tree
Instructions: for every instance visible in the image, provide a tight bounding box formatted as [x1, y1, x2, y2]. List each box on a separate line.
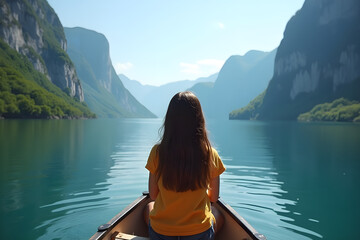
[0, 99, 5, 115]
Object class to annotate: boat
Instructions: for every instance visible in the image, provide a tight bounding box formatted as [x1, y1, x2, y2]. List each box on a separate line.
[90, 192, 266, 240]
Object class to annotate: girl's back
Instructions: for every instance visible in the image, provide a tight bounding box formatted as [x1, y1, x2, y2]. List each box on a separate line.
[144, 92, 225, 239]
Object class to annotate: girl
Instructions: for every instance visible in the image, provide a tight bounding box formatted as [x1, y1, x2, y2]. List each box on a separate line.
[144, 91, 225, 240]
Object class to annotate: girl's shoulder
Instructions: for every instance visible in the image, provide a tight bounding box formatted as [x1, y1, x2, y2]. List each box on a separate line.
[209, 147, 226, 177]
[151, 144, 160, 151]
[149, 144, 160, 159]
[150, 144, 162, 154]
[146, 144, 160, 174]
[210, 147, 219, 155]
[210, 147, 220, 160]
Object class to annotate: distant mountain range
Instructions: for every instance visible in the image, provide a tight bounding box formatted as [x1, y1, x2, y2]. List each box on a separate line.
[3, 0, 356, 122]
[189, 49, 276, 119]
[65, 27, 155, 118]
[231, 0, 360, 121]
[119, 73, 218, 117]
[120, 49, 276, 120]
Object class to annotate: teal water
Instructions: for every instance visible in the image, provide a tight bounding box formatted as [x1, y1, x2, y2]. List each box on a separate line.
[0, 119, 359, 240]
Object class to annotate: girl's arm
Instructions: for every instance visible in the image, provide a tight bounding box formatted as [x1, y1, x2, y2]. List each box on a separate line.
[208, 176, 220, 203]
[148, 172, 159, 200]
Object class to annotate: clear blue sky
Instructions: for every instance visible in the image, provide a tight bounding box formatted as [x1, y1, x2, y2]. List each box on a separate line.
[48, 0, 304, 86]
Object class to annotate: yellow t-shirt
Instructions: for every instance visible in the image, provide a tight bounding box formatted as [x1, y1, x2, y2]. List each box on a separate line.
[145, 145, 225, 236]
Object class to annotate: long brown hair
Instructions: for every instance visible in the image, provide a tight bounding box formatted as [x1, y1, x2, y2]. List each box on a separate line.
[156, 91, 211, 192]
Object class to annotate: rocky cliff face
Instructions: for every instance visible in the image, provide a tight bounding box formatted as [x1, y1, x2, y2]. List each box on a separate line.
[234, 0, 360, 120]
[64, 27, 115, 93]
[0, 0, 84, 101]
[65, 27, 156, 118]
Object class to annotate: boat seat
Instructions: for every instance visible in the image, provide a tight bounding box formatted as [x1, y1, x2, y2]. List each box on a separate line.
[116, 232, 149, 240]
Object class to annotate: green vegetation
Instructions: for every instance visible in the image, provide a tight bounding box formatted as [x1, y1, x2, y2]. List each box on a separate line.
[229, 91, 265, 120]
[298, 98, 360, 122]
[0, 39, 95, 119]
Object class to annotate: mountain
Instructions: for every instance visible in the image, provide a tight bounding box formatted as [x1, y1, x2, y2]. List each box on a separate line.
[119, 73, 218, 117]
[187, 82, 214, 107]
[0, 0, 84, 100]
[65, 27, 155, 118]
[0, 0, 94, 118]
[118, 74, 157, 103]
[230, 0, 360, 121]
[189, 49, 276, 119]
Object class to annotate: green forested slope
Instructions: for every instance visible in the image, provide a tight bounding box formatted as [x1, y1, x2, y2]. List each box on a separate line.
[229, 91, 265, 120]
[0, 39, 95, 119]
[298, 98, 360, 122]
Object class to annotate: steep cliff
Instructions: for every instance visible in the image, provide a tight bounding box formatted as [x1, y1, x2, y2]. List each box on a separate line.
[231, 0, 360, 120]
[65, 27, 155, 118]
[0, 0, 84, 101]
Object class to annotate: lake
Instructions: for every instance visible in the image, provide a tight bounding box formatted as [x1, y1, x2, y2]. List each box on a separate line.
[0, 119, 359, 240]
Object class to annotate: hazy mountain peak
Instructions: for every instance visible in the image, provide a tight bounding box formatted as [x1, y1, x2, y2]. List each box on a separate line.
[119, 73, 218, 117]
[243, 49, 268, 60]
[224, 49, 276, 73]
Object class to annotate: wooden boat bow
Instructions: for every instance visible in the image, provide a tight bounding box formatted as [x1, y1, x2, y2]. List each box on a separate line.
[90, 192, 266, 240]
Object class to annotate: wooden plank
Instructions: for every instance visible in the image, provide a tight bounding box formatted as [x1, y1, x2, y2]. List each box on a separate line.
[116, 232, 149, 240]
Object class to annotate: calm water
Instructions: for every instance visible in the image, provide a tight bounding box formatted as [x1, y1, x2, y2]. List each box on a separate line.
[0, 119, 359, 240]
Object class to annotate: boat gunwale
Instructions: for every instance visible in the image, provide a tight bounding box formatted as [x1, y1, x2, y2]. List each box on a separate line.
[89, 193, 148, 240]
[89, 192, 266, 240]
[216, 198, 266, 240]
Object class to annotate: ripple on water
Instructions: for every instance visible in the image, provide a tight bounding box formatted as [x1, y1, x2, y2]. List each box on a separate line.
[35, 144, 151, 240]
[221, 164, 323, 240]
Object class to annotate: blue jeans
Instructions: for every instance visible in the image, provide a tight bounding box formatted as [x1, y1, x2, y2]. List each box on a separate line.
[148, 224, 215, 240]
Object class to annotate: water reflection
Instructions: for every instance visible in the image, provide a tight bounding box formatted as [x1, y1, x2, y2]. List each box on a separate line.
[0, 119, 154, 239]
[207, 120, 323, 239]
[1, 119, 359, 240]
[35, 119, 161, 239]
[261, 122, 360, 240]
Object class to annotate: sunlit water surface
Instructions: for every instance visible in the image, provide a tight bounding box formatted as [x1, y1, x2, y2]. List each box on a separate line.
[1, 119, 359, 240]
